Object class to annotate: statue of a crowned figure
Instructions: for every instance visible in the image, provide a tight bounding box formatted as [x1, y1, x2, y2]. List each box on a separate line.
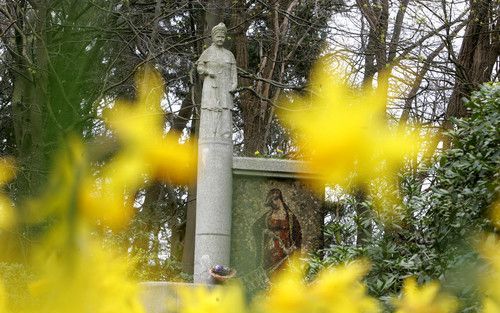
[196, 23, 237, 140]
[193, 23, 237, 283]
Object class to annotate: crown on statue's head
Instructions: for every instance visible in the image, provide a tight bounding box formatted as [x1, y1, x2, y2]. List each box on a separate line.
[211, 23, 227, 37]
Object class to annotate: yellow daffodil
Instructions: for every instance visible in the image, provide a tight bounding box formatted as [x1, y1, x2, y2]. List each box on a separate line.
[254, 258, 379, 313]
[394, 278, 458, 313]
[0, 195, 15, 230]
[311, 260, 380, 313]
[177, 284, 247, 313]
[0, 157, 16, 229]
[79, 65, 196, 229]
[489, 201, 500, 229]
[28, 238, 144, 313]
[482, 298, 500, 313]
[479, 234, 500, 272]
[79, 177, 136, 230]
[477, 234, 500, 313]
[79, 153, 144, 229]
[0, 158, 15, 184]
[278, 58, 424, 214]
[11, 138, 146, 313]
[257, 259, 309, 313]
[0, 280, 7, 313]
[24, 138, 86, 224]
[175, 259, 373, 313]
[23, 66, 195, 232]
[103, 64, 196, 185]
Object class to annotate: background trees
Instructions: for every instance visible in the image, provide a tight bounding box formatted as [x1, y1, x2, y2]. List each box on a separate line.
[0, 0, 498, 298]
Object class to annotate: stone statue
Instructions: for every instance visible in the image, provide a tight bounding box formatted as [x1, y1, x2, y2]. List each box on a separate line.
[196, 23, 237, 140]
[193, 22, 237, 283]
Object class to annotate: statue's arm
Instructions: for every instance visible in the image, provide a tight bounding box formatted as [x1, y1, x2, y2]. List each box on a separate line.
[196, 50, 215, 78]
[196, 60, 206, 75]
[197, 62, 215, 78]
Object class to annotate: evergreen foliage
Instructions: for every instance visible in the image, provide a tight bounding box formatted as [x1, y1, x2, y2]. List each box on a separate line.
[313, 83, 499, 310]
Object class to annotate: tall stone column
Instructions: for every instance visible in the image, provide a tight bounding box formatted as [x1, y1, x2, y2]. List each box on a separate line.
[193, 23, 237, 283]
[194, 138, 233, 283]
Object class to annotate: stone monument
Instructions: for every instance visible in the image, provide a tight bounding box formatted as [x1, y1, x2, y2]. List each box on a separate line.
[193, 22, 237, 283]
[139, 23, 324, 313]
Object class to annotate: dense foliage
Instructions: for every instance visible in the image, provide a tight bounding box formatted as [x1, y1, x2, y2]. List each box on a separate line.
[312, 83, 499, 310]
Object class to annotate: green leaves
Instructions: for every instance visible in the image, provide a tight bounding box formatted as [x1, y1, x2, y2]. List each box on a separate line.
[314, 83, 499, 309]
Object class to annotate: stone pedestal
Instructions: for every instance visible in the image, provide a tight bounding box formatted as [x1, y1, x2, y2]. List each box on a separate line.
[140, 282, 202, 313]
[193, 138, 233, 283]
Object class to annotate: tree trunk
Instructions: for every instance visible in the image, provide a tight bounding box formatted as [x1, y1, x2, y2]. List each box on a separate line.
[10, 0, 49, 198]
[231, 1, 264, 156]
[445, 0, 499, 124]
[356, 0, 391, 244]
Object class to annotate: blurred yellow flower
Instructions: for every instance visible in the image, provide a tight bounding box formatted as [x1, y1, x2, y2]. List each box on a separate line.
[477, 234, 500, 313]
[79, 179, 136, 230]
[310, 260, 380, 313]
[79, 64, 196, 229]
[0, 157, 16, 229]
[175, 258, 379, 313]
[177, 283, 247, 313]
[394, 278, 457, 313]
[25, 66, 195, 232]
[478, 234, 500, 273]
[489, 201, 500, 229]
[0, 280, 7, 313]
[0, 157, 16, 184]
[79, 154, 143, 230]
[24, 138, 86, 224]
[103, 64, 196, 185]
[483, 299, 500, 313]
[254, 258, 379, 313]
[257, 259, 309, 313]
[28, 237, 144, 313]
[278, 58, 423, 212]
[0, 194, 15, 230]
[7, 139, 145, 312]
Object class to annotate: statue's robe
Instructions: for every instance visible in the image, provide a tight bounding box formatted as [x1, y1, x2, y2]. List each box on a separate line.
[196, 45, 237, 140]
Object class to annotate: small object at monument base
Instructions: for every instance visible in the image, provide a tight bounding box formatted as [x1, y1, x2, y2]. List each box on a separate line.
[210, 265, 236, 284]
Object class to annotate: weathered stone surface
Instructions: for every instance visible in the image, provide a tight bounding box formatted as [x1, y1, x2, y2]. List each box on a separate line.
[232, 157, 316, 178]
[139, 282, 193, 313]
[140, 282, 223, 313]
[196, 22, 237, 140]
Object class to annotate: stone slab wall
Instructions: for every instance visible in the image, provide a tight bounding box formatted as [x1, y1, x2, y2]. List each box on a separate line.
[140, 282, 205, 313]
